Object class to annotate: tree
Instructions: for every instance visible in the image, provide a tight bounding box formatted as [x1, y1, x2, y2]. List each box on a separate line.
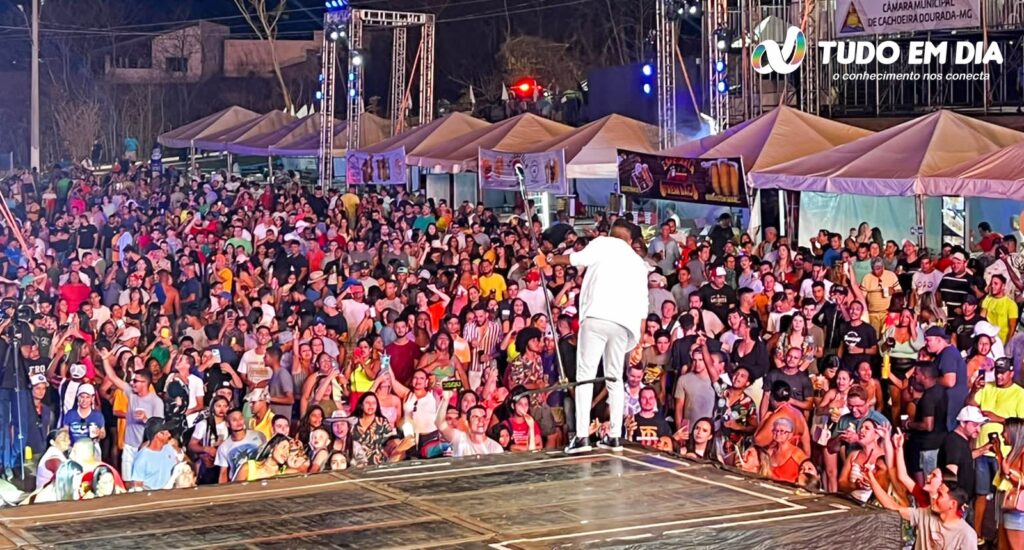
[53, 97, 100, 162]
[233, 0, 294, 112]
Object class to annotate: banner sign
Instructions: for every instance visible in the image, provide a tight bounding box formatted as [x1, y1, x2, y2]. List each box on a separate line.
[345, 147, 406, 185]
[617, 149, 748, 208]
[835, 0, 980, 36]
[478, 148, 568, 195]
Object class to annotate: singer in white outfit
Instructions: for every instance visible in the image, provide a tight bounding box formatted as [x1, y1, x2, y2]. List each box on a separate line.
[541, 219, 649, 453]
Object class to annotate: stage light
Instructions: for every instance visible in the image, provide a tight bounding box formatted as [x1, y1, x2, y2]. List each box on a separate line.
[687, 3, 698, 15]
[348, 72, 355, 82]
[715, 60, 726, 74]
[642, 83, 652, 95]
[512, 76, 540, 99]
[349, 88, 357, 97]
[642, 64, 653, 76]
[318, 73, 324, 82]
[714, 28, 732, 51]
[329, 30, 339, 41]
[315, 90, 323, 100]
[350, 51, 364, 66]
[717, 80, 729, 94]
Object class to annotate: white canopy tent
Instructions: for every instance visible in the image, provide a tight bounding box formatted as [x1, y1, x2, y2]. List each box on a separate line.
[192, 111, 297, 152]
[750, 110, 1024, 246]
[359, 111, 491, 156]
[157, 106, 260, 149]
[410, 113, 573, 172]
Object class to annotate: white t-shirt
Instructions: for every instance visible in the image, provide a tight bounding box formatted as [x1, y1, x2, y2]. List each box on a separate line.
[239, 349, 272, 386]
[799, 278, 833, 300]
[191, 417, 230, 447]
[165, 374, 205, 426]
[450, 430, 504, 458]
[570, 236, 650, 346]
[403, 392, 439, 435]
[913, 269, 944, 296]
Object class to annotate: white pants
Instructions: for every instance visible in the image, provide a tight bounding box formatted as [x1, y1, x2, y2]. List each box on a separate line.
[575, 318, 633, 439]
[122, 444, 139, 480]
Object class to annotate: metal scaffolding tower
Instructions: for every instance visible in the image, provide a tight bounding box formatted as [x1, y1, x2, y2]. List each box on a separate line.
[655, 0, 678, 149]
[318, 7, 435, 190]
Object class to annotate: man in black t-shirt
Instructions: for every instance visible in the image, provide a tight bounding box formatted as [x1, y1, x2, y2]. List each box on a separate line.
[907, 364, 948, 475]
[839, 301, 878, 372]
[938, 405, 984, 498]
[946, 295, 982, 353]
[74, 215, 99, 253]
[697, 266, 736, 325]
[630, 386, 673, 450]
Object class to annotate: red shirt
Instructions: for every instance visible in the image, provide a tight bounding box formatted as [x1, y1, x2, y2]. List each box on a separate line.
[503, 416, 542, 449]
[60, 282, 91, 313]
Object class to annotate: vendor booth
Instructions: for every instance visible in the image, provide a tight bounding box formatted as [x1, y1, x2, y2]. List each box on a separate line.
[751, 110, 1024, 248]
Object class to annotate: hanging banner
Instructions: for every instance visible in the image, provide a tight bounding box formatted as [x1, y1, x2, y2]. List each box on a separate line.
[345, 147, 406, 185]
[834, 0, 980, 36]
[617, 149, 748, 208]
[478, 148, 568, 195]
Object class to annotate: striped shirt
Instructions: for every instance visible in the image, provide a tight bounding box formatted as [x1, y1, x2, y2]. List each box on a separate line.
[463, 320, 504, 360]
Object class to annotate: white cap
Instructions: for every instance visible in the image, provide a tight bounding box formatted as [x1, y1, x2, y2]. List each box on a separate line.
[956, 405, 988, 424]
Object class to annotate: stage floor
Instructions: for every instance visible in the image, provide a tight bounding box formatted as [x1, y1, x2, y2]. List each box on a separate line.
[0, 448, 901, 549]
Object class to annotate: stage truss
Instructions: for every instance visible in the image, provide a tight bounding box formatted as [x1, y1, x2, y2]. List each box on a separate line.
[318, 7, 435, 189]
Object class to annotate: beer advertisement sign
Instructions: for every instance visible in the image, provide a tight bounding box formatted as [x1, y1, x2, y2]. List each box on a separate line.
[478, 148, 568, 195]
[616, 149, 748, 208]
[345, 147, 407, 186]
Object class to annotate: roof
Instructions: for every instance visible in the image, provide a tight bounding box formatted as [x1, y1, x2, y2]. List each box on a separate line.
[532, 114, 662, 179]
[359, 112, 491, 156]
[158, 106, 260, 149]
[409, 113, 574, 171]
[192, 110, 297, 151]
[750, 109, 1024, 196]
[665, 105, 873, 172]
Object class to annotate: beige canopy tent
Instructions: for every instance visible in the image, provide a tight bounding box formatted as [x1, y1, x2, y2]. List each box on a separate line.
[192, 111, 297, 152]
[664, 105, 873, 171]
[750, 109, 1024, 246]
[532, 114, 662, 179]
[410, 113, 573, 172]
[157, 106, 260, 149]
[920, 140, 1024, 200]
[359, 111, 491, 156]
[270, 112, 392, 156]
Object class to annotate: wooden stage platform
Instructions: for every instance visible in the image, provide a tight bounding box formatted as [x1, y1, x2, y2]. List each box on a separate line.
[0, 448, 901, 549]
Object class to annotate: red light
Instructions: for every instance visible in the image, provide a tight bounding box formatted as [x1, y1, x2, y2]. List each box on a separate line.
[512, 77, 540, 99]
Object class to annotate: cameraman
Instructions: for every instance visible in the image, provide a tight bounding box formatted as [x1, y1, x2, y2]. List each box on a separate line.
[0, 301, 36, 480]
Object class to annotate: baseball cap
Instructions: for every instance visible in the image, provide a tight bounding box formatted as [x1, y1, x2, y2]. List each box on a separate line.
[525, 270, 541, 283]
[119, 326, 141, 341]
[396, 266, 409, 275]
[952, 252, 967, 262]
[712, 266, 727, 278]
[964, 294, 980, 306]
[956, 406, 988, 424]
[924, 326, 950, 340]
[830, 285, 848, 295]
[995, 357, 1014, 372]
[29, 374, 46, 386]
[77, 383, 96, 397]
[245, 388, 271, 403]
[323, 296, 338, 308]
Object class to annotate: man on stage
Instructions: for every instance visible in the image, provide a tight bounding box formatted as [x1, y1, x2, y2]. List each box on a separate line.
[539, 219, 649, 452]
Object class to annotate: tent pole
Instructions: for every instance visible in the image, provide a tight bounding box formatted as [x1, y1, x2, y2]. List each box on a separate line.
[915, 194, 926, 249]
[227, 152, 233, 173]
[268, 156, 273, 180]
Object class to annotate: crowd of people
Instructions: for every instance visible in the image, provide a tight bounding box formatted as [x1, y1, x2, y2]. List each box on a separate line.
[3, 157, 1024, 548]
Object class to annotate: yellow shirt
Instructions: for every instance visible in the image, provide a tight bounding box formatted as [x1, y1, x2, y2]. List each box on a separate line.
[478, 273, 507, 301]
[982, 294, 1018, 343]
[248, 410, 274, 441]
[976, 383, 1024, 458]
[861, 270, 899, 313]
[218, 267, 234, 293]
